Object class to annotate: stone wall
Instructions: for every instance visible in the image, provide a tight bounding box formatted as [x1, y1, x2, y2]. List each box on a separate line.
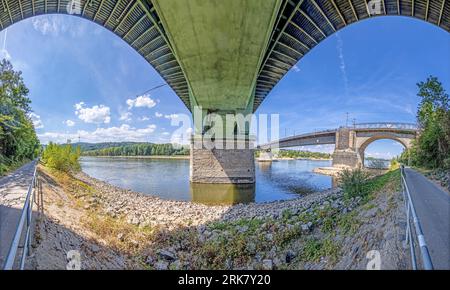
[190, 138, 255, 184]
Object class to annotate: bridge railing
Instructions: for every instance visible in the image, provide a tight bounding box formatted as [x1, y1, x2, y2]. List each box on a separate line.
[3, 160, 39, 270]
[353, 122, 419, 130]
[400, 165, 433, 270]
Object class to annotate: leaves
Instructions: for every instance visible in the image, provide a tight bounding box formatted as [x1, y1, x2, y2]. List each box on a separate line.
[402, 76, 450, 169]
[0, 59, 40, 175]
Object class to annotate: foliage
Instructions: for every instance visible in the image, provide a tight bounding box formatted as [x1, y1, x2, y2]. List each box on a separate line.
[399, 76, 450, 169]
[338, 168, 370, 199]
[338, 168, 401, 200]
[82, 143, 189, 156]
[389, 159, 400, 171]
[275, 149, 331, 160]
[41, 143, 81, 172]
[0, 59, 40, 175]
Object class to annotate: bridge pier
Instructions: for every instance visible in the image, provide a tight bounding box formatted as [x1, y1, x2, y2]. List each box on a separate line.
[190, 136, 255, 184]
[332, 150, 361, 168]
[258, 150, 273, 162]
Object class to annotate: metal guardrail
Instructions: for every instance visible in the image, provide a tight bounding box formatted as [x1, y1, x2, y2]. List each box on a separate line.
[354, 122, 419, 130]
[3, 161, 38, 270]
[400, 165, 433, 270]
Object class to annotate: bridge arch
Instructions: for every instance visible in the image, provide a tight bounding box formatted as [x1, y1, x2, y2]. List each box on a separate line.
[0, 1, 447, 112]
[254, 0, 450, 109]
[357, 133, 412, 167]
[0, 0, 191, 108]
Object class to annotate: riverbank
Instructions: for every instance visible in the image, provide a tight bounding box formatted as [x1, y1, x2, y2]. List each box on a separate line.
[29, 166, 408, 269]
[81, 155, 190, 160]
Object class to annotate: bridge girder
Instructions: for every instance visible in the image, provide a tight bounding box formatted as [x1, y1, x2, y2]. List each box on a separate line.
[0, 1, 448, 112]
[255, 0, 450, 110]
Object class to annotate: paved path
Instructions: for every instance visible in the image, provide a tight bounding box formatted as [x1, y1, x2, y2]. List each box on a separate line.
[404, 168, 450, 269]
[0, 160, 37, 268]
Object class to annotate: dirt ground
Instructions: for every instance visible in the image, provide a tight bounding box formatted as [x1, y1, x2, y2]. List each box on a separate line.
[27, 167, 138, 270]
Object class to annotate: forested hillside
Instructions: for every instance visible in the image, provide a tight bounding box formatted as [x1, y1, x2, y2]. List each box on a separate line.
[82, 142, 189, 156]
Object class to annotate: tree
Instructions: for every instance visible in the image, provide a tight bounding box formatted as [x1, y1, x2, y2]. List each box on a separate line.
[405, 76, 450, 169]
[0, 59, 40, 175]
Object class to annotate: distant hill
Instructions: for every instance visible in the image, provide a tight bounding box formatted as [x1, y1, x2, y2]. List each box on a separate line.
[75, 142, 190, 157]
[71, 142, 142, 152]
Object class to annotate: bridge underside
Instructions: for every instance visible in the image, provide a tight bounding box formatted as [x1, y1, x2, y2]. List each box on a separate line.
[0, 1, 446, 183]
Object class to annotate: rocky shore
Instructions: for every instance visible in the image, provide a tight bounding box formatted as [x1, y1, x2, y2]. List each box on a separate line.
[31, 167, 408, 270]
[74, 171, 341, 230]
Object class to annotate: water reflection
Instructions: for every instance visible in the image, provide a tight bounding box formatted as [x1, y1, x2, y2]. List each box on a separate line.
[190, 183, 256, 205]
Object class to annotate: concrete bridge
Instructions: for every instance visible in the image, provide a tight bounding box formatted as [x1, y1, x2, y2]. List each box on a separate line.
[258, 122, 419, 168]
[1, 0, 448, 183]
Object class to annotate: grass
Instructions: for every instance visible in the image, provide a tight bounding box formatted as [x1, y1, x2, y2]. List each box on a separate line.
[302, 238, 340, 263]
[83, 213, 154, 254]
[0, 158, 31, 177]
[41, 165, 154, 255]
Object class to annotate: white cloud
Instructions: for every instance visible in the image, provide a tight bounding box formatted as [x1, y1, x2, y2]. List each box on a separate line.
[64, 120, 75, 127]
[31, 15, 87, 38]
[291, 65, 300, 73]
[165, 114, 179, 120]
[32, 16, 62, 37]
[155, 112, 163, 118]
[38, 124, 157, 144]
[29, 113, 44, 129]
[139, 116, 150, 121]
[75, 102, 111, 124]
[126, 94, 156, 109]
[119, 111, 132, 122]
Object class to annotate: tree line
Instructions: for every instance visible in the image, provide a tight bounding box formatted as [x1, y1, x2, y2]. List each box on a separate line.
[82, 143, 190, 157]
[0, 60, 40, 175]
[274, 149, 331, 160]
[398, 76, 450, 169]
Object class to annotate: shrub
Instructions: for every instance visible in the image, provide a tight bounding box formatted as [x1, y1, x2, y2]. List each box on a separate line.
[41, 143, 81, 173]
[389, 159, 400, 171]
[338, 168, 370, 199]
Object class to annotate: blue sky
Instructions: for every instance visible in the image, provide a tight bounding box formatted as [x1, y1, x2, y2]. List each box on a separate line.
[1, 15, 449, 159]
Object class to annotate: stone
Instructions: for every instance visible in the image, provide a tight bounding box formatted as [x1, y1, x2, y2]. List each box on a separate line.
[157, 249, 177, 261]
[262, 259, 273, 270]
[154, 260, 169, 270]
[145, 256, 154, 265]
[285, 250, 296, 263]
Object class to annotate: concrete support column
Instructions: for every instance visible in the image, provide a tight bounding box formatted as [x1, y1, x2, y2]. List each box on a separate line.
[332, 127, 360, 168]
[332, 150, 360, 168]
[190, 136, 255, 184]
[258, 150, 273, 162]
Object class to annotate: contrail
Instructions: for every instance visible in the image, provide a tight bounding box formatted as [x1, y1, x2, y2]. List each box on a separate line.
[335, 32, 349, 96]
[2, 28, 7, 51]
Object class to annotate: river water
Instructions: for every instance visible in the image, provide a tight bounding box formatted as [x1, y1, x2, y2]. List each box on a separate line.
[80, 157, 333, 205]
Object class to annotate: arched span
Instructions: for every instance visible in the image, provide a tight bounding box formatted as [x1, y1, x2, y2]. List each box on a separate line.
[0, 0, 190, 108]
[254, 0, 450, 109]
[358, 133, 410, 163]
[0, 1, 448, 112]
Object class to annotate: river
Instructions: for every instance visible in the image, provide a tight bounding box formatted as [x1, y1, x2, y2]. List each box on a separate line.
[80, 157, 333, 205]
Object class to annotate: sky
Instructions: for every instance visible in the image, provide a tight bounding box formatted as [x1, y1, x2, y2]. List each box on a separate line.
[1, 14, 449, 159]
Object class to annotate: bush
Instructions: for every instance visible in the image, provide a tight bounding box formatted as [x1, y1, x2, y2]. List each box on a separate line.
[338, 168, 370, 199]
[41, 143, 81, 173]
[390, 159, 400, 171]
